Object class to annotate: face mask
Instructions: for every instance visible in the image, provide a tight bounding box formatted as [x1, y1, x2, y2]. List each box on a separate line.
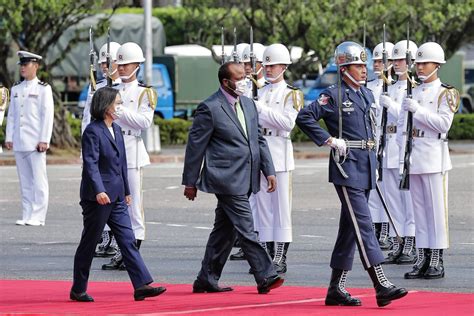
[228, 79, 247, 96]
[119, 66, 139, 81]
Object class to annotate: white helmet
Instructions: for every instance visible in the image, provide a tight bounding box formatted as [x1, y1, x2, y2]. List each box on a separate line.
[415, 42, 445, 64]
[392, 40, 418, 60]
[262, 43, 291, 66]
[241, 43, 265, 63]
[372, 42, 394, 60]
[234, 43, 249, 62]
[98, 42, 121, 63]
[116, 42, 145, 65]
[335, 41, 366, 66]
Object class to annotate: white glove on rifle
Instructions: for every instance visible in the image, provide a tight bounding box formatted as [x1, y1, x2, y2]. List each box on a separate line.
[379, 95, 394, 109]
[327, 137, 347, 156]
[113, 105, 124, 118]
[402, 98, 420, 113]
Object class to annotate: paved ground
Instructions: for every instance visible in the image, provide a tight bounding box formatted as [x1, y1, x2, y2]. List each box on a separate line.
[0, 145, 473, 294]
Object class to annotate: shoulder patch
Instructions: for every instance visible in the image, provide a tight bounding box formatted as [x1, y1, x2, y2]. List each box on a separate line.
[441, 83, 454, 89]
[286, 84, 299, 90]
[318, 94, 331, 106]
[38, 81, 49, 86]
[138, 82, 151, 88]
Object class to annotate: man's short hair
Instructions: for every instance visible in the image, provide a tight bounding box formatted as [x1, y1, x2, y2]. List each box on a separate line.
[90, 87, 119, 120]
[218, 62, 240, 84]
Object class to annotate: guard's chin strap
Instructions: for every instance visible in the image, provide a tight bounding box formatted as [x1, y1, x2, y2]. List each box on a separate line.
[418, 67, 439, 82]
[119, 66, 139, 81]
[342, 70, 365, 86]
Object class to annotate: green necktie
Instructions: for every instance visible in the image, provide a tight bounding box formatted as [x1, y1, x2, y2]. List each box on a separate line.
[235, 100, 247, 138]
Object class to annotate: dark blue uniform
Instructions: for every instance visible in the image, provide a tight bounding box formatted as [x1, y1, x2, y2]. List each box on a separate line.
[296, 81, 384, 271]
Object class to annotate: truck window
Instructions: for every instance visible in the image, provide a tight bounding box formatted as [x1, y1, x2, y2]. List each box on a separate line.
[152, 68, 164, 87]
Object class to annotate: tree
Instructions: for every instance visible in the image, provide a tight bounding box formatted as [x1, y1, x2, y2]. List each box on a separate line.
[0, 0, 122, 148]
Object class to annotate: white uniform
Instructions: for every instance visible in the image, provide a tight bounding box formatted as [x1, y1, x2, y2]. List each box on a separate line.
[5, 78, 54, 224]
[253, 80, 302, 242]
[397, 78, 456, 249]
[382, 80, 415, 237]
[114, 79, 155, 240]
[81, 78, 122, 134]
[0, 87, 8, 153]
[366, 78, 386, 223]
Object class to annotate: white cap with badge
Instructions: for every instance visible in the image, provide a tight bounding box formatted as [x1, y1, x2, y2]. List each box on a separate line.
[17, 51, 42, 65]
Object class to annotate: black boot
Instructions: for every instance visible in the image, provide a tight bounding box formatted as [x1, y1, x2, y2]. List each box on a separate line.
[229, 248, 246, 260]
[325, 269, 361, 306]
[368, 264, 408, 307]
[424, 249, 444, 279]
[266, 242, 275, 259]
[378, 223, 391, 250]
[404, 248, 430, 279]
[384, 237, 403, 264]
[273, 242, 289, 274]
[136, 239, 142, 250]
[95, 231, 116, 257]
[397, 236, 416, 264]
[102, 247, 126, 271]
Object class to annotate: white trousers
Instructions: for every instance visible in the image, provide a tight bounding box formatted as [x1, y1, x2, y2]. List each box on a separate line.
[254, 171, 292, 242]
[382, 168, 415, 237]
[368, 186, 387, 223]
[127, 168, 146, 240]
[410, 173, 449, 249]
[14, 151, 49, 223]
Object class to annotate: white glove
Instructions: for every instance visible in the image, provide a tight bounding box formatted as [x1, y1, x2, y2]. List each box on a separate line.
[402, 98, 420, 113]
[254, 100, 264, 114]
[328, 138, 347, 156]
[379, 95, 393, 109]
[113, 105, 124, 118]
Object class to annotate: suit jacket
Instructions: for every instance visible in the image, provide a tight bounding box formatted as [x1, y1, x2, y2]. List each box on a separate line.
[296, 81, 376, 190]
[182, 89, 275, 195]
[80, 120, 130, 202]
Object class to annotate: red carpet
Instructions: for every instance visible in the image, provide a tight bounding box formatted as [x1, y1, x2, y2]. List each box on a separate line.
[0, 279, 473, 315]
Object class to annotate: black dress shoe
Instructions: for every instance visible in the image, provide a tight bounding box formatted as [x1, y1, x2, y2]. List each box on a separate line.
[325, 289, 361, 306]
[192, 279, 233, 293]
[134, 285, 167, 301]
[70, 291, 94, 302]
[257, 275, 284, 294]
[229, 248, 246, 261]
[374, 284, 408, 307]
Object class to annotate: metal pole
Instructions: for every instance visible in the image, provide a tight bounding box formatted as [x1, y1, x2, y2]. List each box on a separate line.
[144, 0, 153, 86]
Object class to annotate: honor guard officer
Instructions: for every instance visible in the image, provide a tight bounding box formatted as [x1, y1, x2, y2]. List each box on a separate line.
[367, 41, 394, 250]
[242, 43, 267, 98]
[102, 42, 157, 270]
[229, 42, 268, 261]
[0, 84, 8, 153]
[379, 40, 417, 265]
[251, 43, 303, 274]
[5, 51, 54, 226]
[296, 41, 407, 307]
[82, 42, 121, 134]
[399, 42, 459, 280]
[82, 41, 122, 258]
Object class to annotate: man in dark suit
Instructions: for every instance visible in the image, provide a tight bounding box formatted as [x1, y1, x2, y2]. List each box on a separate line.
[182, 62, 283, 294]
[296, 42, 407, 307]
[71, 87, 165, 302]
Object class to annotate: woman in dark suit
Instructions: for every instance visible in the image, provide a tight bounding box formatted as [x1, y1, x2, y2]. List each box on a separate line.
[71, 87, 165, 302]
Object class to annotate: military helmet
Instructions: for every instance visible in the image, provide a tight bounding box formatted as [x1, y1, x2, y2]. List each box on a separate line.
[116, 42, 145, 65]
[415, 42, 445, 64]
[391, 40, 418, 60]
[262, 43, 292, 66]
[241, 43, 266, 63]
[335, 41, 367, 66]
[98, 42, 121, 63]
[235, 43, 249, 62]
[372, 42, 394, 60]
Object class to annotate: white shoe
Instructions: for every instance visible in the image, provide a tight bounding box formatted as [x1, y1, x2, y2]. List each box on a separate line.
[15, 219, 26, 226]
[25, 220, 45, 226]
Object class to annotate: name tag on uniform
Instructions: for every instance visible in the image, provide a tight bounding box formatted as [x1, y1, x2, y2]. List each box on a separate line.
[28, 93, 39, 98]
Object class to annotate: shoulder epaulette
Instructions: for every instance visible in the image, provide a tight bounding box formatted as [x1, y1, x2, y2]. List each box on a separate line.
[96, 79, 105, 84]
[138, 82, 151, 88]
[13, 81, 22, 87]
[441, 83, 454, 89]
[286, 84, 299, 91]
[112, 83, 120, 87]
[367, 78, 376, 83]
[139, 87, 157, 109]
[38, 81, 49, 86]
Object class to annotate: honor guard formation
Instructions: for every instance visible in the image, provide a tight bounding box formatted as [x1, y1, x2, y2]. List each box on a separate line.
[2, 24, 460, 306]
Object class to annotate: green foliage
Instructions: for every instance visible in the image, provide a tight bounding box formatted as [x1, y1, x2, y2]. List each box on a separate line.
[0, 121, 5, 144]
[291, 120, 328, 143]
[155, 117, 192, 145]
[67, 112, 82, 144]
[449, 113, 474, 140]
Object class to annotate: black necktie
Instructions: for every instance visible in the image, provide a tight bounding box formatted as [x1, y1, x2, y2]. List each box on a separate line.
[357, 90, 368, 107]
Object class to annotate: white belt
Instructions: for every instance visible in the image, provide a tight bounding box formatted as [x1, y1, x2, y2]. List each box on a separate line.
[262, 128, 289, 138]
[122, 130, 141, 137]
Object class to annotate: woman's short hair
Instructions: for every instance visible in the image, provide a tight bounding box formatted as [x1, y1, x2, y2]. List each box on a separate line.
[90, 87, 119, 120]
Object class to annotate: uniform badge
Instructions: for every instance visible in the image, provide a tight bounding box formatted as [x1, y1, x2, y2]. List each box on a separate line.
[360, 51, 367, 62]
[318, 94, 330, 106]
[342, 100, 354, 112]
